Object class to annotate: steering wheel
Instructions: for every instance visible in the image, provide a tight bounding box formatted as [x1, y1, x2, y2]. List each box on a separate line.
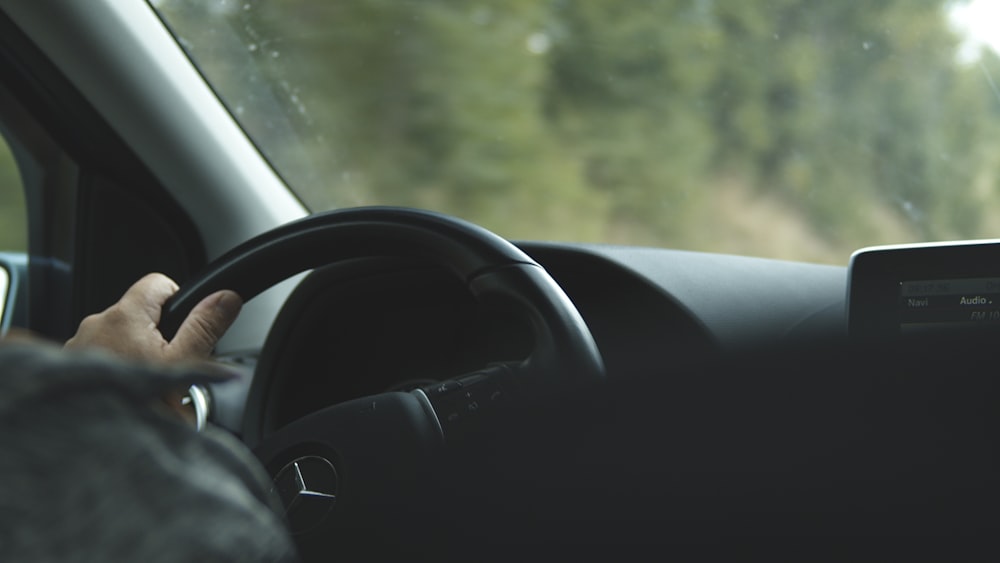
[158, 206, 605, 554]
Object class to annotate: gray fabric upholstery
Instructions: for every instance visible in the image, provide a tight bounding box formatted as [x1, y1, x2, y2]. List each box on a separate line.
[0, 341, 298, 562]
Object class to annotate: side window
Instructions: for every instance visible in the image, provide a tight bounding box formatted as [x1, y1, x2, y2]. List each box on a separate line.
[0, 133, 27, 334]
[0, 133, 25, 252]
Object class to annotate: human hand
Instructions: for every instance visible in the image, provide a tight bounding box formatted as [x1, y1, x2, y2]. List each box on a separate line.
[65, 272, 243, 363]
[63, 273, 243, 427]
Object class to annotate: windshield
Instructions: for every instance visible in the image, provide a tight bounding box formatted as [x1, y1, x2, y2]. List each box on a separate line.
[150, 0, 1000, 265]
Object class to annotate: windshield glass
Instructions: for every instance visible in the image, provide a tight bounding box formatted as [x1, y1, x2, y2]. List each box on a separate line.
[150, 0, 1000, 265]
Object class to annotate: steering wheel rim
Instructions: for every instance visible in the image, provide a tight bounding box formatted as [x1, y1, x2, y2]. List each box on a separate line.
[158, 206, 605, 543]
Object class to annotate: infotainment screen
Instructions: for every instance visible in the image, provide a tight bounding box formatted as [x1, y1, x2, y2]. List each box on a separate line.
[898, 277, 1000, 333]
[847, 240, 1000, 338]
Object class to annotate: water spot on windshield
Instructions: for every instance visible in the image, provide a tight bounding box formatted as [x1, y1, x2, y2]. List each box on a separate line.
[207, 0, 239, 16]
[526, 32, 550, 55]
[900, 200, 924, 223]
[862, 41, 873, 50]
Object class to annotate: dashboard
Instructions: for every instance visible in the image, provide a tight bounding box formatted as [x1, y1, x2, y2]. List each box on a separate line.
[209, 242, 850, 435]
[246, 238, 1000, 553]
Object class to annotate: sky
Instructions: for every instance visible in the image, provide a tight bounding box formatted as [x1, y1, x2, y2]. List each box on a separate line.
[950, 0, 1000, 62]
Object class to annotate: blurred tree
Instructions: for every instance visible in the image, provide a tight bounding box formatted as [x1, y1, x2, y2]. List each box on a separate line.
[543, 0, 719, 242]
[153, 0, 1000, 263]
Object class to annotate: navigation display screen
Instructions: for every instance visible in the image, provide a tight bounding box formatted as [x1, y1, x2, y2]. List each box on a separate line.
[899, 277, 1000, 333]
[847, 239, 1000, 339]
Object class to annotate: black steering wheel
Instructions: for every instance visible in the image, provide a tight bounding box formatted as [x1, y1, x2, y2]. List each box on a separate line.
[158, 206, 605, 553]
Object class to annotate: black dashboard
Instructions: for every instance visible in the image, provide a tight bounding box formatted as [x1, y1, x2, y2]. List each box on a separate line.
[214, 242, 849, 433]
[528, 242, 848, 350]
[204, 237, 1000, 556]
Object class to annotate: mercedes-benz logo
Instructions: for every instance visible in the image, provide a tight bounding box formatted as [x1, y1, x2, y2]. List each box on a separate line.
[271, 456, 339, 534]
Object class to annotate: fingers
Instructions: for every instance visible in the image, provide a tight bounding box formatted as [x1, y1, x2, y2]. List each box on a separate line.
[167, 290, 243, 360]
[64, 272, 243, 363]
[64, 273, 180, 356]
[119, 273, 180, 325]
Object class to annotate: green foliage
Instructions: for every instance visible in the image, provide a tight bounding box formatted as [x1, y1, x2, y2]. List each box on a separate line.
[31, 0, 1000, 264]
[0, 137, 26, 251]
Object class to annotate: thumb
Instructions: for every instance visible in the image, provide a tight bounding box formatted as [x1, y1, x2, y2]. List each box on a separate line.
[167, 290, 243, 360]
